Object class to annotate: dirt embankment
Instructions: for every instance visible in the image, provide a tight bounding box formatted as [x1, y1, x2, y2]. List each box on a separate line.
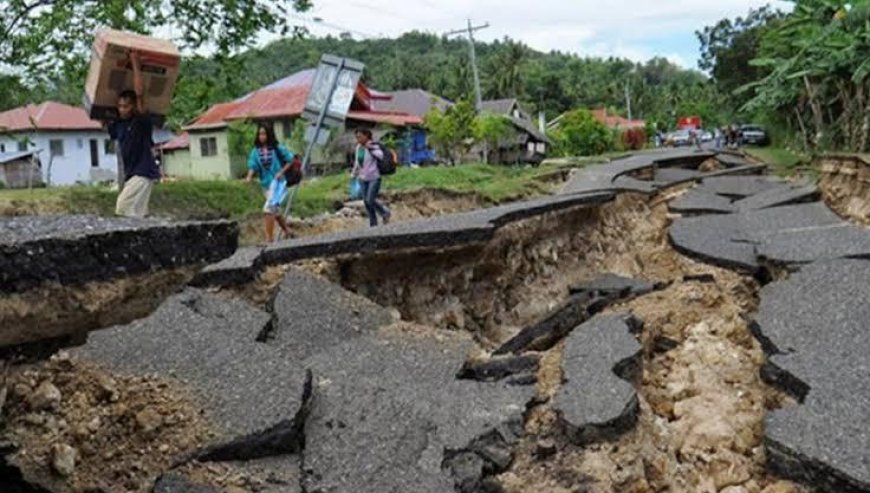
[818, 154, 870, 225]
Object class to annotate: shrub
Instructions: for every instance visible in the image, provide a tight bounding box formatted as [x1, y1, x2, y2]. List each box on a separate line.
[547, 109, 613, 157]
[621, 128, 647, 150]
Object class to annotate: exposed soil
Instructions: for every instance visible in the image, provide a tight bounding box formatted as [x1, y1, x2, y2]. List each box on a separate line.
[2, 354, 212, 493]
[320, 191, 807, 492]
[0, 267, 199, 349]
[818, 154, 870, 226]
[1, 161, 833, 492]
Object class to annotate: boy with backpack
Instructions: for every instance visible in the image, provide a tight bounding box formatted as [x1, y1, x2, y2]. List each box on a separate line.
[351, 127, 395, 227]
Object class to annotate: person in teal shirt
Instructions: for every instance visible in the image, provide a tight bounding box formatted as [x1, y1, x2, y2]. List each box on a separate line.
[245, 124, 295, 242]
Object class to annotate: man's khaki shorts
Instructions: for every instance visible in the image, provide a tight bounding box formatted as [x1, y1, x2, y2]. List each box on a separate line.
[115, 176, 155, 218]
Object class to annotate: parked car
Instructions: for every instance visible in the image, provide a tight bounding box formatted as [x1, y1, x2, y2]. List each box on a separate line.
[700, 130, 713, 142]
[740, 125, 769, 146]
[666, 129, 692, 147]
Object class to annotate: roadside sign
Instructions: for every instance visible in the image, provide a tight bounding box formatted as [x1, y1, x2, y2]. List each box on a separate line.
[302, 54, 364, 127]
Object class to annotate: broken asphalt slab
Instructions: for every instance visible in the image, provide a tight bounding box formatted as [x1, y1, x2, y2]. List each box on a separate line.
[70, 289, 310, 456]
[190, 246, 264, 287]
[669, 188, 735, 214]
[559, 149, 715, 195]
[732, 183, 819, 212]
[263, 267, 394, 360]
[194, 192, 613, 287]
[553, 314, 642, 445]
[696, 175, 784, 198]
[756, 224, 870, 268]
[496, 274, 658, 355]
[669, 202, 845, 272]
[301, 332, 534, 493]
[0, 215, 237, 294]
[753, 259, 870, 492]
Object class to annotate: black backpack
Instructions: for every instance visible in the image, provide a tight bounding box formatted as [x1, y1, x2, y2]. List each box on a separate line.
[373, 142, 397, 176]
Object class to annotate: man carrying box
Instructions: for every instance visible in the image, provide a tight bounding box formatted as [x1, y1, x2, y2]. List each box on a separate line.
[107, 51, 160, 218]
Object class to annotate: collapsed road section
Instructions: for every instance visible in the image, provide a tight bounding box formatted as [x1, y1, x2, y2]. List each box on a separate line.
[0, 215, 237, 350]
[2, 149, 868, 492]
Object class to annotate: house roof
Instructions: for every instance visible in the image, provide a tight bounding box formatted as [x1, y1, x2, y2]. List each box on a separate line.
[0, 101, 102, 132]
[481, 98, 519, 116]
[159, 132, 190, 151]
[508, 115, 550, 144]
[372, 89, 452, 118]
[590, 109, 645, 129]
[186, 69, 399, 131]
[547, 109, 646, 130]
[0, 150, 40, 164]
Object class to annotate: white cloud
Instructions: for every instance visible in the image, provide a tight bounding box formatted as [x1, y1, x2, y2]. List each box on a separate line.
[283, 0, 791, 67]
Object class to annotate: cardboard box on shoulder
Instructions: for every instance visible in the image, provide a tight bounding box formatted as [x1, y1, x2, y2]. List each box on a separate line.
[83, 29, 180, 126]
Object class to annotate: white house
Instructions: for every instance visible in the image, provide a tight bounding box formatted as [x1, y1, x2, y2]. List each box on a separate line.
[0, 101, 119, 185]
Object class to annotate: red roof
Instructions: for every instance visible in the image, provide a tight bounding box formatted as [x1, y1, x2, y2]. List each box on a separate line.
[187, 69, 413, 130]
[591, 109, 645, 129]
[159, 131, 189, 151]
[0, 101, 102, 132]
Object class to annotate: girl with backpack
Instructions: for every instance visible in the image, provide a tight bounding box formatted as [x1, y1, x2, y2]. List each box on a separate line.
[245, 124, 295, 242]
[351, 128, 392, 227]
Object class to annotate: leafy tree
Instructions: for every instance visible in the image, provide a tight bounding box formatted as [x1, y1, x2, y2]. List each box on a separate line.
[739, 0, 870, 151]
[2, 0, 313, 84]
[548, 109, 613, 157]
[697, 5, 786, 107]
[424, 100, 476, 164]
[484, 40, 528, 99]
[473, 113, 515, 164]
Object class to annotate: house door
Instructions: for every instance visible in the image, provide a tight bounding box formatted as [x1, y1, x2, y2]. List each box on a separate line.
[89, 139, 99, 168]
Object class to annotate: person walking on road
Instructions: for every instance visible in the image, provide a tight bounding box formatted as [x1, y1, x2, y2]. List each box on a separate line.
[245, 124, 294, 243]
[352, 128, 391, 227]
[108, 51, 160, 218]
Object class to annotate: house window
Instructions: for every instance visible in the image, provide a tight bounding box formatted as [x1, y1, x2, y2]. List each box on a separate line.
[282, 120, 293, 139]
[0, 143, 5, 153]
[17, 141, 27, 152]
[104, 139, 115, 154]
[77, 138, 84, 149]
[200, 137, 218, 157]
[49, 139, 65, 157]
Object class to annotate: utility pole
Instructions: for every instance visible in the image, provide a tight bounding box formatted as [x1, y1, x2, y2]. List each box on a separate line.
[446, 19, 489, 163]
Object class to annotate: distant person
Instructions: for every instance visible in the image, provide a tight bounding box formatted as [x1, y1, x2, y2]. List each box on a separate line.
[714, 127, 723, 149]
[108, 51, 160, 218]
[245, 124, 294, 242]
[351, 128, 391, 227]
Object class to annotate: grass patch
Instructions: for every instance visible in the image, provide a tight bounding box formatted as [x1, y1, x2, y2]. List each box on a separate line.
[0, 161, 589, 220]
[745, 147, 809, 177]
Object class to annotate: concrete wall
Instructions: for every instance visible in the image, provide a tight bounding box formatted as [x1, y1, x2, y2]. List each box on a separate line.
[188, 130, 233, 180]
[161, 149, 193, 178]
[0, 130, 118, 185]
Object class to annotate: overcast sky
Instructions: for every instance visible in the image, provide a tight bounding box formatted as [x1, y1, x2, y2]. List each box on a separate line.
[275, 0, 790, 70]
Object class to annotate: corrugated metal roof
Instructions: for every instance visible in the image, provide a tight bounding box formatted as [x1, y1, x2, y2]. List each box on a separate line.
[0, 102, 102, 132]
[159, 132, 189, 151]
[0, 150, 40, 164]
[373, 89, 452, 118]
[186, 68, 408, 130]
[481, 99, 518, 115]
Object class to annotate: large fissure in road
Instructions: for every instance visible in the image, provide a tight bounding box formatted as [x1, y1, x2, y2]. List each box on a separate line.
[5, 152, 866, 492]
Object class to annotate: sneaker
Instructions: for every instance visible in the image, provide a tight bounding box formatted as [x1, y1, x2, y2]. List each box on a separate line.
[383, 211, 391, 225]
